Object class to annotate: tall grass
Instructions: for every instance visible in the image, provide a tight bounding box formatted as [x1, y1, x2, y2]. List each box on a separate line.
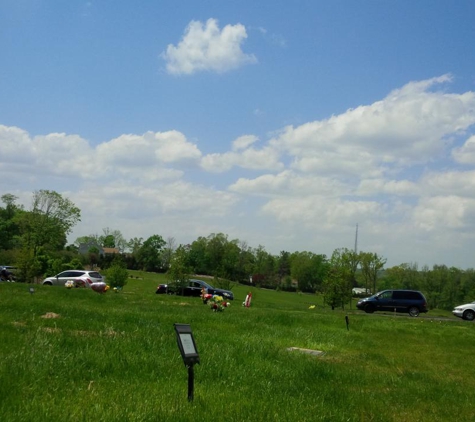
[1, 274, 474, 421]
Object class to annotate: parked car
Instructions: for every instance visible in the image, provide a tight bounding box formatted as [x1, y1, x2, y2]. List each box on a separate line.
[42, 270, 104, 287]
[352, 287, 372, 297]
[452, 302, 475, 321]
[356, 289, 428, 317]
[156, 278, 234, 300]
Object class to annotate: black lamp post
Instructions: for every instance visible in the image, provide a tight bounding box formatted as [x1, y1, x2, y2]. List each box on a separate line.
[174, 323, 200, 401]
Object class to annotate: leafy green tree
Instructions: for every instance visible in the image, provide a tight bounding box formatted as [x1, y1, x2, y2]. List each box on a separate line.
[100, 228, 127, 251]
[321, 249, 354, 309]
[0, 194, 22, 250]
[322, 267, 350, 310]
[187, 236, 209, 274]
[237, 241, 255, 283]
[127, 237, 143, 254]
[102, 235, 115, 248]
[251, 245, 278, 288]
[360, 252, 387, 294]
[277, 251, 291, 285]
[15, 190, 80, 282]
[168, 245, 192, 294]
[290, 251, 328, 292]
[381, 263, 421, 291]
[161, 237, 176, 272]
[137, 234, 166, 271]
[221, 238, 241, 280]
[206, 233, 228, 275]
[21, 190, 81, 257]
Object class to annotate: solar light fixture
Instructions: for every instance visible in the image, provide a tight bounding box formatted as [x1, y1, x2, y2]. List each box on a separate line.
[174, 323, 200, 401]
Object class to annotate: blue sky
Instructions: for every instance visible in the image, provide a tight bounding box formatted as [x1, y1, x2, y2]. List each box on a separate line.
[1, 0, 475, 268]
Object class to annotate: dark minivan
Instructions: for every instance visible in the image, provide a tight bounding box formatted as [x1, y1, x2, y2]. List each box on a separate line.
[356, 290, 428, 317]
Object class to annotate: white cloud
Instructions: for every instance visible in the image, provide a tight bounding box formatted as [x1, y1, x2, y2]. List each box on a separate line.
[0, 125, 36, 164]
[201, 145, 283, 173]
[271, 74, 475, 178]
[0, 126, 202, 183]
[452, 135, 475, 164]
[97, 130, 201, 166]
[419, 170, 475, 198]
[261, 196, 384, 230]
[162, 18, 257, 75]
[357, 179, 419, 196]
[412, 196, 475, 231]
[230, 170, 349, 197]
[232, 135, 258, 151]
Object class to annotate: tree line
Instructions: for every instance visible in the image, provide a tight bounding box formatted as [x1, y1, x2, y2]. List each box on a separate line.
[1, 191, 474, 310]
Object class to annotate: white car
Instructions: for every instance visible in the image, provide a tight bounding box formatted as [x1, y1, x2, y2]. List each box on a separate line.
[452, 302, 475, 321]
[42, 270, 103, 287]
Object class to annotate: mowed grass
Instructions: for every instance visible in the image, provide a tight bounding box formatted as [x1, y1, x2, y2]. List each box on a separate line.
[1, 273, 474, 422]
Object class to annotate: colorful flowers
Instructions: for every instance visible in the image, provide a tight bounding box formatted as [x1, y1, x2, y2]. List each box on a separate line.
[201, 288, 230, 311]
[208, 295, 230, 312]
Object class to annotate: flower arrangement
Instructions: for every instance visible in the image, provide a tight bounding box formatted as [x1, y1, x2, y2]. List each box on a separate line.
[201, 287, 212, 304]
[65, 280, 75, 289]
[208, 295, 230, 312]
[91, 282, 110, 293]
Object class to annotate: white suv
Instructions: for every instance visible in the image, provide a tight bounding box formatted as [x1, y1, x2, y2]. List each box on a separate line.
[452, 302, 475, 321]
[42, 270, 103, 287]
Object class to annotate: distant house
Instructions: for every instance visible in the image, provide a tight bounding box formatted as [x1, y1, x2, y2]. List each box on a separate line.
[103, 247, 120, 255]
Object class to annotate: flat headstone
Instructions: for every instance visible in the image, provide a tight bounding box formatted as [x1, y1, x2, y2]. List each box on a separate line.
[286, 347, 324, 356]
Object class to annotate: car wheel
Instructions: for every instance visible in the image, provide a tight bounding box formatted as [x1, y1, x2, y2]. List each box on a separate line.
[408, 306, 420, 317]
[463, 310, 475, 321]
[43, 281, 53, 286]
[365, 304, 375, 314]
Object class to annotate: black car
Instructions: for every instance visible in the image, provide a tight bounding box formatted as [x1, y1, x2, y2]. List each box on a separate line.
[156, 279, 234, 300]
[356, 289, 428, 317]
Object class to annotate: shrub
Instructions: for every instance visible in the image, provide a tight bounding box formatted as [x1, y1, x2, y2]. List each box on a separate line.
[105, 260, 128, 288]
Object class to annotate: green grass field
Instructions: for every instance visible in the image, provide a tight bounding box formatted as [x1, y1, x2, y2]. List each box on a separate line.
[1, 272, 474, 421]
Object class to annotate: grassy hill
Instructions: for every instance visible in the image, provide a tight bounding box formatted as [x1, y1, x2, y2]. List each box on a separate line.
[0, 271, 473, 421]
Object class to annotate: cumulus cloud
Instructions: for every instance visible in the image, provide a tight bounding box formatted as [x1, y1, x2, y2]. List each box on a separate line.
[201, 145, 283, 173]
[0, 126, 202, 183]
[0, 125, 37, 164]
[73, 180, 238, 219]
[232, 135, 258, 151]
[357, 179, 420, 196]
[412, 196, 475, 231]
[230, 170, 349, 197]
[162, 18, 257, 75]
[419, 170, 475, 197]
[270, 74, 475, 178]
[102, 130, 201, 164]
[452, 135, 475, 164]
[261, 196, 385, 230]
